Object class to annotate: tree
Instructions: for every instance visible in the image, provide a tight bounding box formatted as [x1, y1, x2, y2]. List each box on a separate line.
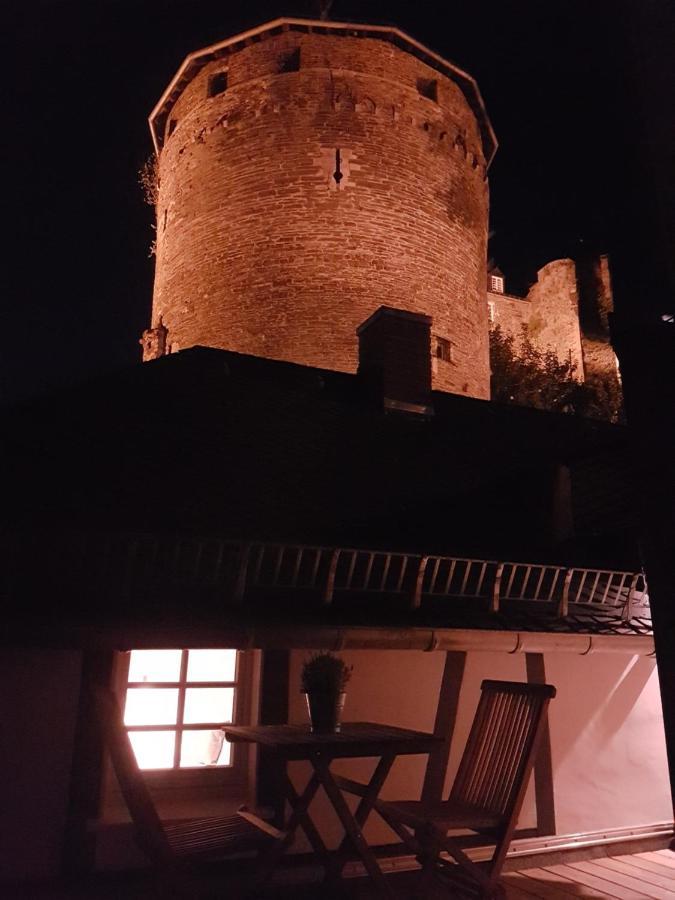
[489, 325, 624, 422]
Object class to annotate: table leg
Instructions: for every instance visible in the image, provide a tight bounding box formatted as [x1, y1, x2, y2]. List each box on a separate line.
[312, 757, 396, 900]
[249, 770, 322, 891]
[333, 752, 396, 877]
[285, 772, 338, 878]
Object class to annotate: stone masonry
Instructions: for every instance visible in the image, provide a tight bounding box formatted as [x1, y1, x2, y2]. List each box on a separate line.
[147, 19, 496, 399]
[489, 255, 620, 391]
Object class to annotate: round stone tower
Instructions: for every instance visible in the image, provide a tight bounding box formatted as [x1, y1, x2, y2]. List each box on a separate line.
[145, 18, 497, 399]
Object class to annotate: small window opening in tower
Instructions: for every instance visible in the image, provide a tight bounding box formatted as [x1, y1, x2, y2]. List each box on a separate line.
[167, 119, 177, 138]
[417, 78, 438, 102]
[208, 71, 228, 98]
[333, 149, 343, 187]
[488, 300, 496, 324]
[278, 47, 300, 73]
[489, 275, 505, 294]
[434, 336, 453, 362]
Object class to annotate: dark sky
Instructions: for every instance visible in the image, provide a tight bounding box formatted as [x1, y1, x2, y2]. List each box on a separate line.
[4, 0, 673, 404]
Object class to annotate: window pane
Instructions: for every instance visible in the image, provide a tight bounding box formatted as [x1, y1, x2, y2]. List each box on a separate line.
[183, 688, 234, 724]
[128, 649, 182, 683]
[187, 649, 236, 682]
[129, 731, 175, 769]
[124, 688, 179, 725]
[180, 729, 231, 767]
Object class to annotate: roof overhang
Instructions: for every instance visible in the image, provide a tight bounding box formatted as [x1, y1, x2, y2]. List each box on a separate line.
[11, 623, 655, 656]
[149, 17, 497, 165]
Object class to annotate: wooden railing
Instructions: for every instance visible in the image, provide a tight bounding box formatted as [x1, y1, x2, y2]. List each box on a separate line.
[3, 533, 650, 623]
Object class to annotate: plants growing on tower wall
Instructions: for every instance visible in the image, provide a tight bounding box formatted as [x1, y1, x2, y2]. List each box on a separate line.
[490, 324, 624, 422]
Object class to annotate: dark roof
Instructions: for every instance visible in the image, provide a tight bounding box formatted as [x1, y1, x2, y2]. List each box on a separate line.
[3, 346, 638, 569]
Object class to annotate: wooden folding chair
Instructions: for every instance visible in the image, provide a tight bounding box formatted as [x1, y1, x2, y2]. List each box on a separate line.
[93, 687, 281, 886]
[372, 680, 556, 898]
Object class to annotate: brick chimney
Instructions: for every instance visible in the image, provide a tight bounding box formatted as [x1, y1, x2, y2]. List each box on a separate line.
[357, 306, 433, 414]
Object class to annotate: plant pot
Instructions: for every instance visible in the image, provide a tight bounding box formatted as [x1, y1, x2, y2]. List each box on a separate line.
[304, 690, 346, 734]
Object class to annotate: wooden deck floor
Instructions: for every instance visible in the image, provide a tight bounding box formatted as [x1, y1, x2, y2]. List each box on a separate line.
[502, 850, 675, 899]
[11, 848, 675, 898]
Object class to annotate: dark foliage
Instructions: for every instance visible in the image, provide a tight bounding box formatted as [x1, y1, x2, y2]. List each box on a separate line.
[489, 325, 624, 423]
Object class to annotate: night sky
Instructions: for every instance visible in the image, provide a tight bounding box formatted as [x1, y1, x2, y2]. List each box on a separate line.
[5, 0, 673, 404]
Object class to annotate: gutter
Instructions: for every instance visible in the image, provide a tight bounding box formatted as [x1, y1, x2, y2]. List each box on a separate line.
[76, 624, 655, 656]
[247, 626, 655, 656]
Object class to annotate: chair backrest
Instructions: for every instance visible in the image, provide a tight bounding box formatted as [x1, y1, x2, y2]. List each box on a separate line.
[449, 680, 556, 819]
[93, 686, 173, 864]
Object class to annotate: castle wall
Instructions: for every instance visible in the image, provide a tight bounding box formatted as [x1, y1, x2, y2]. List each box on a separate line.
[488, 290, 531, 338]
[525, 259, 585, 374]
[151, 31, 491, 398]
[578, 255, 620, 385]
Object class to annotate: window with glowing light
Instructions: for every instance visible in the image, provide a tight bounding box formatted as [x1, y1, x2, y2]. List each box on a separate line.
[122, 649, 240, 771]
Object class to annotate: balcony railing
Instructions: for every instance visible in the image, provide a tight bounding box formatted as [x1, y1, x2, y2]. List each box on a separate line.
[3, 533, 649, 624]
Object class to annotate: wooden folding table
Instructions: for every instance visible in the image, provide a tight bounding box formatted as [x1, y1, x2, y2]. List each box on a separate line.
[224, 722, 441, 898]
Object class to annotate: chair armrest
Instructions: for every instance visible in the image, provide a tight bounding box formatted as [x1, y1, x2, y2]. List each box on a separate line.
[237, 806, 285, 841]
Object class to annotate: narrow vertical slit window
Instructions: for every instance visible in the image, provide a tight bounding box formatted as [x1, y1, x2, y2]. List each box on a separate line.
[333, 148, 343, 187]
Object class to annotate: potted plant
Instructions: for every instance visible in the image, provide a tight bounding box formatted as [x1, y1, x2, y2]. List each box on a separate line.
[301, 652, 353, 733]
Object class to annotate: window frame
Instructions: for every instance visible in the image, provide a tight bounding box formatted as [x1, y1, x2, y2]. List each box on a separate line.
[111, 648, 255, 791]
[489, 275, 505, 294]
[433, 335, 454, 364]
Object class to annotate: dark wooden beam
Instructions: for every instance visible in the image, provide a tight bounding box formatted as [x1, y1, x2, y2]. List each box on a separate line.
[421, 651, 466, 804]
[525, 653, 557, 836]
[61, 650, 115, 878]
[256, 649, 290, 823]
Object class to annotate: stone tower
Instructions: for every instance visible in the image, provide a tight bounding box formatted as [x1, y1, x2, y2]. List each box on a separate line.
[145, 18, 497, 399]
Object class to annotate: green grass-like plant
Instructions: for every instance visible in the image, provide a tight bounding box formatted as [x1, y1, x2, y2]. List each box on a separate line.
[301, 652, 352, 694]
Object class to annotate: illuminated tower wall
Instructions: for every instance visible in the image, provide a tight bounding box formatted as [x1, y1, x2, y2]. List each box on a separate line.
[146, 19, 496, 399]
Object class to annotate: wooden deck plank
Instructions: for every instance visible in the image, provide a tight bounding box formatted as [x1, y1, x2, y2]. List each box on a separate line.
[618, 855, 675, 880]
[502, 871, 582, 899]
[543, 862, 654, 900]
[564, 859, 673, 899]
[595, 858, 675, 891]
[503, 881, 553, 900]
[509, 866, 620, 898]
[640, 853, 675, 871]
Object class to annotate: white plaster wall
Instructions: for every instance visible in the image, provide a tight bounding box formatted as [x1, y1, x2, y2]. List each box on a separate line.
[287, 648, 670, 852]
[545, 653, 671, 834]
[0, 650, 82, 883]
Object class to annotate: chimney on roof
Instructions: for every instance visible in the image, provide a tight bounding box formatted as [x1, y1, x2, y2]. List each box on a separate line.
[357, 306, 433, 414]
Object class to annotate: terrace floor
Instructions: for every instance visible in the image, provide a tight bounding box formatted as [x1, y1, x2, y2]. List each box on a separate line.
[10, 849, 675, 899]
[501, 849, 675, 899]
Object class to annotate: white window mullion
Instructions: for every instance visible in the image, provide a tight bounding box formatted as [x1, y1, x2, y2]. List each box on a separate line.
[173, 649, 189, 768]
